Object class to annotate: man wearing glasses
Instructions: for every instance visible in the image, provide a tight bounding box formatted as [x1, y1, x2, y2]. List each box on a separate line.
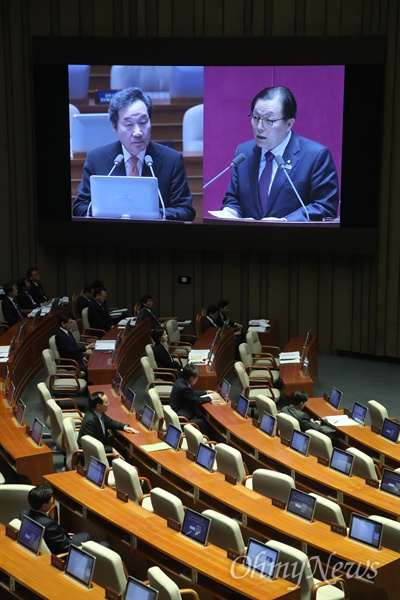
[217, 86, 339, 222]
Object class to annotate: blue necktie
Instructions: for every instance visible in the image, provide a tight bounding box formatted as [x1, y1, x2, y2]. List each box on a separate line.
[259, 151, 274, 215]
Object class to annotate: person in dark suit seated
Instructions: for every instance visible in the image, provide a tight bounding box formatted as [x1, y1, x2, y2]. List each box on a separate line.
[214, 86, 339, 222]
[282, 390, 339, 440]
[77, 391, 138, 456]
[169, 364, 220, 435]
[1, 282, 24, 327]
[151, 327, 182, 375]
[76, 284, 94, 318]
[200, 305, 219, 333]
[26, 267, 49, 304]
[88, 287, 113, 333]
[16, 277, 41, 315]
[55, 313, 94, 374]
[215, 299, 244, 359]
[136, 294, 163, 329]
[72, 86, 195, 221]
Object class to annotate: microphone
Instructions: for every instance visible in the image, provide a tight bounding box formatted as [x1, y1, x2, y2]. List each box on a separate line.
[107, 154, 124, 176]
[203, 153, 246, 189]
[274, 155, 310, 221]
[144, 155, 166, 220]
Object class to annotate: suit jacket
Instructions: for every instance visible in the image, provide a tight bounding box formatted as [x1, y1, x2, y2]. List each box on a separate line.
[24, 509, 72, 554]
[1, 296, 24, 327]
[152, 342, 181, 371]
[55, 328, 85, 363]
[29, 282, 48, 304]
[88, 299, 113, 332]
[169, 377, 210, 420]
[222, 133, 339, 221]
[136, 307, 163, 329]
[200, 315, 219, 334]
[17, 291, 40, 311]
[77, 408, 128, 452]
[72, 140, 195, 221]
[281, 405, 322, 433]
[76, 295, 91, 318]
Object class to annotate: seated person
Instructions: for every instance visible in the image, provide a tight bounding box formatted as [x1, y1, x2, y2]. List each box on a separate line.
[16, 277, 41, 315]
[76, 284, 94, 318]
[1, 282, 24, 327]
[26, 267, 49, 304]
[215, 299, 244, 359]
[88, 287, 113, 333]
[200, 305, 219, 333]
[282, 390, 339, 438]
[136, 294, 163, 329]
[77, 391, 138, 456]
[169, 363, 220, 435]
[55, 313, 94, 374]
[151, 327, 182, 375]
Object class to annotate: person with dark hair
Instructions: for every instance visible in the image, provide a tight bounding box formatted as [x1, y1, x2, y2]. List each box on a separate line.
[200, 305, 219, 333]
[76, 284, 94, 318]
[88, 287, 113, 333]
[169, 364, 220, 435]
[282, 390, 338, 437]
[151, 327, 182, 374]
[72, 86, 195, 221]
[26, 267, 49, 304]
[55, 313, 94, 374]
[214, 85, 339, 222]
[16, 277, 40, 315]
[136, 294, 163, 329]
[215, 300, 244, 359]
[1, 282, 24, 327]
[77, 391, 138, 454]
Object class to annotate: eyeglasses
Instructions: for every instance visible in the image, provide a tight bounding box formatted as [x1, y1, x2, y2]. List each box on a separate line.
[249, 114, 286, 129]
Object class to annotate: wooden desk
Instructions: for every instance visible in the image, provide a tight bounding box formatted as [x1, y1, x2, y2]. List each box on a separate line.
[257, 319, 279, 347]
[44, 472, 300, 600]
[306, 397, 400, 470]
[192, 327, 235, 390]
[0, 525, 105, 599]
[280, 337, 318, 397]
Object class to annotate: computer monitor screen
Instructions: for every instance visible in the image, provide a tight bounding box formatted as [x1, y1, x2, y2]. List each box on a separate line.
[259, 412, 276, 437]
[290, 430, 310, 456]
[350, 401, 368, 426]
[50, 298, 60, 312]
[287, 488, 316, 522]
[181, 507, 211, 546]
[236, 394, 249, 419]
[64, 544, 96, 588]
[30, 417, 44, 446]
[6, 381, 15, 407]
[380, 468, 400, 498]
[380, 418, 400, 443]
[220, 379, 231, 400]
[7, 336, 16, 359]
[348, 513, 383, 550]
[124, 576, 159, 600]
[112, 372, 123, 393]
[122, 387, 136, 412]
[195, 442, 216, 472]
[140, 404, 155, 430]
[328, 387, 343, 410]
[17, 515, 45, 556]
[329, 447, 354, 476]
[85, 455, 107, 488]
[164, 423, 183, 451]
[32, 308, 42, 326]
[14, 398, 26, 426]
[17, 321, 27, 341]
[244, 538, 280, 580]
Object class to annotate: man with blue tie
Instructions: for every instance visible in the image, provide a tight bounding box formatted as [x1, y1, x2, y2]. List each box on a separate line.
[55, 313, 94, 374]
[1, 282, 24, 327]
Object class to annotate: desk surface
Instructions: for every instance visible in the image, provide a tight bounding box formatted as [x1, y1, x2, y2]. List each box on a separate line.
[44, 471, 300, 600]
[280, 337, 317, 397]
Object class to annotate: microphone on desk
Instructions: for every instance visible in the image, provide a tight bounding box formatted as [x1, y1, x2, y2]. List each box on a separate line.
[86, 154, 125, 217]
[203, 153, 246, 189]
[274, 155, 310, 221]
[144, 155, 166, 220]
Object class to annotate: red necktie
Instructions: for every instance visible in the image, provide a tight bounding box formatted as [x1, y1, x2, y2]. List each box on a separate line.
[258, 151, 274, 215]
[128, 155, 139, 177]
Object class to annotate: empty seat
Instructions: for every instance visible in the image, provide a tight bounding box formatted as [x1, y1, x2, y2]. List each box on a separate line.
[214, 443, 252, 487]
[182, 104, 203, 152]
[68, 64, 90, 100]
[112, 457, 153, 511]
[170, 66, 204, 98]
[251, 469, 295, 503]
[71, 113, 116, 154]
[346, 447, 380, 480]
[0, 484, 34, 526]
[148, 565, 200, 600]
[202, 508, 245, 553]
[150, 487, 185, 524]
[309, 492, 346, 527]
[276, 412, 300, 441]
[369, 515, 400, 552]
[307, 429, 333, 461]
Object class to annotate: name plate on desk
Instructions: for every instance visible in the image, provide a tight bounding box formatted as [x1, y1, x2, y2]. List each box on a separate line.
[5, 524, 18, 540]
[76, 465, 86, 477]
[157, 430, 165, 441]
[252, 417, 260, 428]
[317, 456, 330, 467]
[227, 548, 245, 562]
[271, 497, 285, 510]
[105, 587, 122, 600]
[51, 554, 66, 571]
[365, 477, 380, 489]
[225, 473, 237, 485]
[186, 450, 195, 462]
[167, 517, 181, 532]
[371, 425, 381, 434]
[331, 522, 347, 536]
[280, 436, 290, 447]
[116, 489, 129, 503]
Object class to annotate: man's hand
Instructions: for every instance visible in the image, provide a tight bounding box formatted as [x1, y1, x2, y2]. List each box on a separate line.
[124, 425, 139, 434]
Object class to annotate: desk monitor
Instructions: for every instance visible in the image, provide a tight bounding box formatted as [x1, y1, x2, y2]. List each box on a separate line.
[258, 412, 276, 437]
[287, 488, 316, 522]
[50, 298, 60, 313]
[350, 401, 368, 426]
[14, 398, 26, 426]
[328, 387, 343, 410]
[348, 513, 383, 550]
[141, 404, 155, 430]
[29, 417, 44, 446]
[17, 515, 45, 556]
[32, 308, 42, 327]
[329, 447, 354, 477]
[85, 455, 107, 488]
[122, 388, 136, 413]
[195, 442, 216, 472]
[289, 430, 310, 457]
[181, 507, 211, 546]
[164, 423, 183, 451]
[64, 544, 96, 588]
[380, 418, 400, 443]
[236, 394, 249, 419]
[219, 378, 231, 401]
[17, 321, 27, 341]
[124, 576, 159, 600]
[380, 468, 400, 498]
[112, 372, 123, 394]
[6, 381, 15, 407]
[3, 365, 9, 391]
[7, 336, 16, 359]
[245, 538, 280, 580]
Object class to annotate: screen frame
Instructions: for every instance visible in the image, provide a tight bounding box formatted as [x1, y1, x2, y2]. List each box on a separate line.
[350, 401, 368, 426]
[348, 513, 383, 550]
[380, 468, 400, 498]
[164, 423, 183, 451]
[85, 455, 107, 488]
[329, 447, 354, 477]
[286, 488, 316, 522]
[195, 442, 216, 472]
[380, 418, 400, 443]
[180, 507, 211, 546]
[140, 404, 155, 430]
[64, 544, 97, 588]
[124, 576, 159, 600]
[328, 386, 343, 410]
[235, 394, 250, 419]
[32, 35, 385, 254]
[30, 417, 44, 446]
[17, 515, 45, 556]
[244, 538, 279, 580]
[259, 411, 276, 437]
[289, 429, 311, 456]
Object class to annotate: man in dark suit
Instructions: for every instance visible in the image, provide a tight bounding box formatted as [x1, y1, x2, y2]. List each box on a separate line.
[16, 277, 41, 315]
[72, 87, 195, 221]
[1, 282, 24, 327]
[200, 305, 219, 334]
[136, 294, 163, 329]
[26, 267, 49, 304]
[77, 391, 138, 454]
[55, 313, 94, 374]
[215, 300, 244, 360]
[76, 284, 94, 318]
[217, 86, 339, 222]
[88, 288, 113, 333]
[282, 390, 339, 439]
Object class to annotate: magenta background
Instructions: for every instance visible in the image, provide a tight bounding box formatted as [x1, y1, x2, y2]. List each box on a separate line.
[203, 65, 344, 215]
